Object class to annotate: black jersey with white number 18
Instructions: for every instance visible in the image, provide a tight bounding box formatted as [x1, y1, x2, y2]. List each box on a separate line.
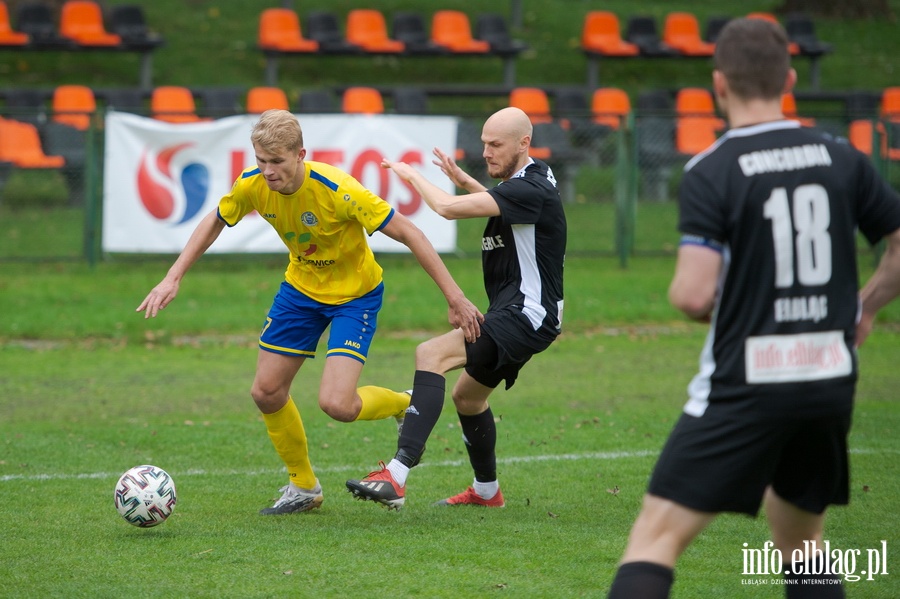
[678, 120, 900, 414]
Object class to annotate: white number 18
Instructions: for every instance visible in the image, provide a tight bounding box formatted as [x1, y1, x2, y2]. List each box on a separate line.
[762, 185, 832, 288]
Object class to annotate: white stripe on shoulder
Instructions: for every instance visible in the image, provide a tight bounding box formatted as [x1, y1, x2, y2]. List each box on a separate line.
[684, 120, 801, 172]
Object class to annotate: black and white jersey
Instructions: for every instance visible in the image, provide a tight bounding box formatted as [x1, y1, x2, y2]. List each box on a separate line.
[484, 158, 567, 342]
[679, 120, 900, 416]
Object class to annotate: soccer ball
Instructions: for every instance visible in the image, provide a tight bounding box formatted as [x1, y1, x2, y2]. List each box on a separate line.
[114, 465, 177, 527]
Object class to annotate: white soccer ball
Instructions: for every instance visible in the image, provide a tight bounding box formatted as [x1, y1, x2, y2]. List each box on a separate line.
[114, 465, 177, 527]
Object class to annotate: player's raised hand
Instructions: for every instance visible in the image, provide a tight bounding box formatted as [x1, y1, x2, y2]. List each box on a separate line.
[136, 278, 180, 319]
[432, 147, 469, 188]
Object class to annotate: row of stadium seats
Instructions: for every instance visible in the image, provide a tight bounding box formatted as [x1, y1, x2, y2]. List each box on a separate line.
[582, 10, 830, 58]
[510, 87, 818, 158]
[3, 83, 899, 152]
[257, 8, 526, 86]
[3, 84, 899, 192]
[1, 4, 832, 95]
[3, 83, 897, 128]
[581, 11, 832, 89]
[259, 8, 523, 56]
[2, 90, 898, 210]
[0, 1, 162, 87]
[847, 89, 900, 161]
[0, 0, 161, 49]
[0, 84, 446, 124]
[0, 115, 86, 206]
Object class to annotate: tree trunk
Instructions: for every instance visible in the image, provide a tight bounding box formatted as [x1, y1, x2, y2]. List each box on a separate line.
[777, 0, 893, 18]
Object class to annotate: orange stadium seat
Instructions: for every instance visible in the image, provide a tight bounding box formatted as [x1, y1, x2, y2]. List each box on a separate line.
[781, 93, 816, 127]
[342, 87, 384, 114]
[746, 12, 799, 54]
[880, 87, 900, 160]
[258, 8, 318, 53]
[431, 10, 489, 53]
[848, 120, 875, 156]
[881, 86, 900, 119]
[591, 87, 631, 130]
[675, 88, 725, 155]
[675, 116, 718, 156]
[346, 9, 403, 53]
[509, 87, 553, 124]
[746, 12, 779, 24]
[60, 0, 122, 47]
[844, 92, 879, 156]
[0, 1, 28, 46]
[51, 84, 96, 130]
[246, 87, 289, 113]
[151, 86, 207, 123]
[581, 11, 638, 56]
[0, 118, 65, 168]
[675, 87, 720, 117]
[663, 12, 715, 56]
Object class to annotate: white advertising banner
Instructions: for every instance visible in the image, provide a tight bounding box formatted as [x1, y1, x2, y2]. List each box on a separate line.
[102, 112, 458, 253]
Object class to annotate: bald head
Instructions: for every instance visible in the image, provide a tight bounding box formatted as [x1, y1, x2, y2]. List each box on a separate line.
[481, 107, 532, 180]
[484, 106, 533, 140]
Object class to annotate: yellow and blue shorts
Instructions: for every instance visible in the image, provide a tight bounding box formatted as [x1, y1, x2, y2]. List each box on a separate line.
[259, 281, 383, 364]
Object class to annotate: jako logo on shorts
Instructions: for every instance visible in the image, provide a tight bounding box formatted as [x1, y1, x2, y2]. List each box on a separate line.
[137, 142, 209, 224]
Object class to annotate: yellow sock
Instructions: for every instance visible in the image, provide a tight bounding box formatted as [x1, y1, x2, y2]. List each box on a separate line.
[261, 396, 317, 489]
[355, 386, 411, 421]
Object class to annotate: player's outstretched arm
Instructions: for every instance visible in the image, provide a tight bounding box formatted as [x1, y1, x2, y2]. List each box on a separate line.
[382, 159, 499, 221]
[380, 213, 483, 342]
[858, 227, 900, 346]
[432, 147, 487, 194]
[136, 209, 227, 319]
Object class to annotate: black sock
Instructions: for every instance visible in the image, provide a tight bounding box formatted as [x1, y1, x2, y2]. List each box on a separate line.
[784, 559, 844, 599]
[607, 561, 673, 599]
[395, 370, 445, 467]
[458, 408, 497, 482]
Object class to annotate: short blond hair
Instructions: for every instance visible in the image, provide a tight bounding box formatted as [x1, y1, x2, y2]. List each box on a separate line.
[251, 109, 304, 153]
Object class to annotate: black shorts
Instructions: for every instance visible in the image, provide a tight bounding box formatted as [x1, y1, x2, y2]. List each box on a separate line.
[465, 308, 554, 390]
[648, 399, 852, 516]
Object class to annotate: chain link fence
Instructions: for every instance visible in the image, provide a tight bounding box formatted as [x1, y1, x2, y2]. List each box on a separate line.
[1, 102, 898, 263]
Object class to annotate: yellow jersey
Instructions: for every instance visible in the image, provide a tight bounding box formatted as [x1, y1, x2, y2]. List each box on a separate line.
[218, 160, 394, 305]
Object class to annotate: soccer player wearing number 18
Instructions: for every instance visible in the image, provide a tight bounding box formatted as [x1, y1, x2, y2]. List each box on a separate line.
[607, 18, 900, 599]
